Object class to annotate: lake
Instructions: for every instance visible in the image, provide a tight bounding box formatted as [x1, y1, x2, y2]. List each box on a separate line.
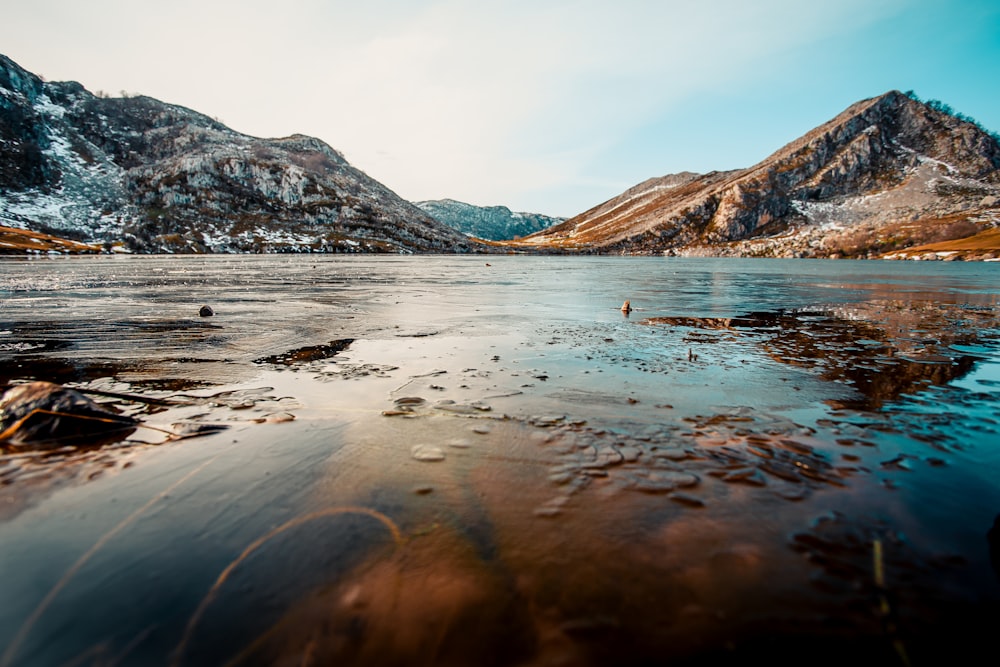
[2, 254, 1000, 666]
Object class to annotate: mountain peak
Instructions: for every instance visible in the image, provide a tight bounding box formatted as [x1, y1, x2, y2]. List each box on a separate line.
[0, 53, 481, 254]
[514, 92, 1000, 259]
[416, 199, 565, 241]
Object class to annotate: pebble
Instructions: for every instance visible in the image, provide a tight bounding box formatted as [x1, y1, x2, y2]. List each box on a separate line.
[632, 470, 700, 493]
[616, 445, 641, 462]
[0, 381, 138, 446]
[721, 467, 767, 486]
[199, 305, 214, 317]
[534, 495, 570, 517]
[775, 486, 810, 501]
[411, 445, 446, 462]
[654, 448, 689, 461]
[170, 422, 230, 436]
[669, 492, 706, 508]
[533, 506, 562, 518]
[532, 415, 566, 427]
[548, 470, 576, 484]
[436, 401, 492, 414]
[592, 447, 623, 467]
[394, 396, 426, 406]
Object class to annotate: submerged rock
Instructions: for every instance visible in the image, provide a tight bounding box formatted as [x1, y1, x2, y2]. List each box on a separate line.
[0, 381, 137, 448]
[411, 445, 446, 462]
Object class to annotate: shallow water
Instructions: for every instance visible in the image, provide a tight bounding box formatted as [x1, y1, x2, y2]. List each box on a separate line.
[2, 254, 1000, 666]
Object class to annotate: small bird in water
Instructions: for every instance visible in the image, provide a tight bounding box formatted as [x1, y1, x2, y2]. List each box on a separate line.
[621, 300, 632, 314]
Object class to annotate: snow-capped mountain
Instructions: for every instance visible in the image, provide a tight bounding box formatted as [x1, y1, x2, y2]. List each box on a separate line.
[0, 54, 480, 254]
[415, 199, 565, 241]
[514, 91, 1000, 259]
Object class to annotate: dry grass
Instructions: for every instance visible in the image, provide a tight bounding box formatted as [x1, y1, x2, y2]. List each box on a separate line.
[876, 222, 1000, 259]
[896, 225, 1000, 252]
[0, 226, 102, 254]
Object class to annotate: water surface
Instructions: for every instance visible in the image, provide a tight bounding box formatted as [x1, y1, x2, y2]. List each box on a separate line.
[2, 255, 1000, 666]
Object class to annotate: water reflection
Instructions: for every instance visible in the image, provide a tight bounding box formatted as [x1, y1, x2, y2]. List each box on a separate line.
[642, 301, 999, 409]
[991, 515, 1000, 583]
[2, 257, 1000, 666]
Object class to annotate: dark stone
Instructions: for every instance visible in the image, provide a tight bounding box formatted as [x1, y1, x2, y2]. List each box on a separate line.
[199, 305, 214, 317]
[0, 381, 137, 448]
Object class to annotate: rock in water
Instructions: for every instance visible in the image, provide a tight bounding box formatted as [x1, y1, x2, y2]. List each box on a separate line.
[411, 445, 446, 462]
[199, 305, 214, 317]
[0, 381, 138, 448]
[621, 300, 632, 314]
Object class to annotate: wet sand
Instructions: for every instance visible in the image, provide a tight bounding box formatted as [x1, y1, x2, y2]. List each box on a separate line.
[2, 255, 1000, 666]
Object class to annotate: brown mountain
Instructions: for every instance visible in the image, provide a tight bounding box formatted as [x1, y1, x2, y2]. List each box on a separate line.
[513, 91, 1000, 259]
[0, 54, 481, 254]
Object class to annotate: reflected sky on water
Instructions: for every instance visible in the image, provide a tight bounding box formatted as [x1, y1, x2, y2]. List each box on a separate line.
[2, 255, 1000, 666]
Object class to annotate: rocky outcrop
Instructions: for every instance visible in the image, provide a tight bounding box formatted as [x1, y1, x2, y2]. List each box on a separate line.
[0, 54, 481, 254]
[415, 199, 565, 241]
[515, 92, 1000, 258]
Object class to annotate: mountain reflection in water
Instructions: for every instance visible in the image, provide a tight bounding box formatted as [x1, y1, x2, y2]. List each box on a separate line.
[1, 255, 999, 667]
[642, 302, 992, 410]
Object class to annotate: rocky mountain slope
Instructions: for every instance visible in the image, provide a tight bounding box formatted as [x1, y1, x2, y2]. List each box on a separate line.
[415, 198, 564, 241]
[513, 91, 1000, 259]
[0, 54, 479, 254]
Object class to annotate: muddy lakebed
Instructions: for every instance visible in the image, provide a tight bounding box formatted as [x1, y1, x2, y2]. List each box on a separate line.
[2, 254, 1000, 667]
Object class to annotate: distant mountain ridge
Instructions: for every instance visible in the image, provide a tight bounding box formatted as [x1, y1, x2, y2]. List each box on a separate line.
[415, 199, 565, 241]
[0, 53, 480, 254]
[4, 52, 999, 259]
[514, 91, 1000, 259]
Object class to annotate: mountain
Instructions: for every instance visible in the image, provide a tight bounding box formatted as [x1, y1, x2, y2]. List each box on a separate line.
[513, 91, 1000, 259]
[0, 54, 480, 254]
[415, 199, 565, 241]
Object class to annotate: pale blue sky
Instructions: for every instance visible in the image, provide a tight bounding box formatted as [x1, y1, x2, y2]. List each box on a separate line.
[2, 0, 997, 217]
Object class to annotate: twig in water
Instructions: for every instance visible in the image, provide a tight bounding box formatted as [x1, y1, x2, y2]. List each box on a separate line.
[172, 506, 404, 667]
[0, 457, 219, 667]
[872, 538, 911, 667]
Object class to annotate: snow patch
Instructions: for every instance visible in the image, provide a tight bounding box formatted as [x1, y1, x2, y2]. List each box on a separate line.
[896, 143, 960, 175]
[33, 93, 66, 119]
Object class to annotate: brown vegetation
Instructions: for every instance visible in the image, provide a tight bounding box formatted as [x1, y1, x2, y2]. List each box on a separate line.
[0, 226, 102, 254]
[878, 225, 1000, 260]
[831, 214, 984, 258]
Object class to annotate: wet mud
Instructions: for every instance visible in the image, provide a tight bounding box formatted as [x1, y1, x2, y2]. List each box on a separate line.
[2, 255, 1000, 666]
